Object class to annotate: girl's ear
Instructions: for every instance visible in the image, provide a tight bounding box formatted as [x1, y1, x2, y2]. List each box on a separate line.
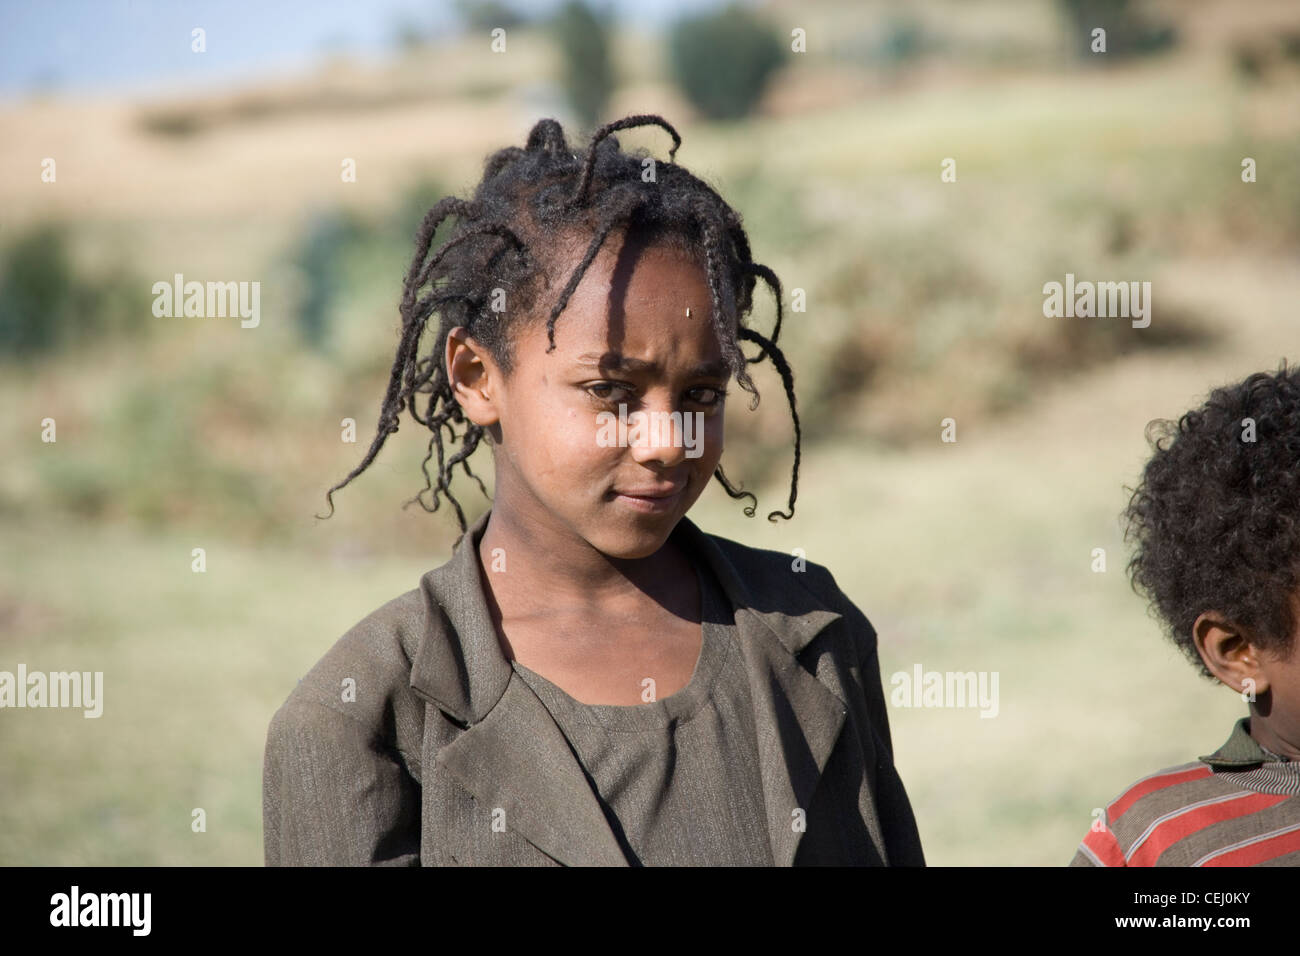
[446, 327, 501, 427]
[1193, 612, 1268, 695]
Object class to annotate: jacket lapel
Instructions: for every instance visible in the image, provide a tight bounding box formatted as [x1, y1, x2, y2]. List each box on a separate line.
[407, 509, 626, 866]
[676, 519, 848, 866]
[409, 508, 847, 867]
[733, 607, 848, 866]
[432, 676, 630, 866]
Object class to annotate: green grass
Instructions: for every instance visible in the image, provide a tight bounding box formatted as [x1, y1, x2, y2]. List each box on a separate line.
[0, 510, 446, 864]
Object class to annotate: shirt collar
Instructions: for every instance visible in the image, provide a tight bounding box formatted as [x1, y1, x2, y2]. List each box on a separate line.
[408, 507, 843, 726]
[1200, 716, 1289, 768]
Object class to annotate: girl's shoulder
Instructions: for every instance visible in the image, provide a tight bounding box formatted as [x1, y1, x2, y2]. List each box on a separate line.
[268, 583, 437, 746]
[678, 516, 877, 640]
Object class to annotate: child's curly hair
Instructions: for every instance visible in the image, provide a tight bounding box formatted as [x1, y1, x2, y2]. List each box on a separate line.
[1124, 362, 1300, 679]
[320, 114, 800, 533]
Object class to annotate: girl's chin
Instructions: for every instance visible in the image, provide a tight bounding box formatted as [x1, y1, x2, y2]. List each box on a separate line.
[584, 519, 677, 560]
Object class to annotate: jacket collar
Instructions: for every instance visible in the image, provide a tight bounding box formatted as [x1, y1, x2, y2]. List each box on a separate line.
[409, 507, 848, 866]
[1200, 717, 1289, 768]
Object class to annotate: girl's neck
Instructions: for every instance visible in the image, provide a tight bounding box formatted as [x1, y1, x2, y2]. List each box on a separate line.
[1249, 713, 1300, 763]
[475, 504, 693, 613]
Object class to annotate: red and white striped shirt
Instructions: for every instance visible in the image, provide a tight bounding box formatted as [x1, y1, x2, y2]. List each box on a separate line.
[1071, 718, 1300, 867]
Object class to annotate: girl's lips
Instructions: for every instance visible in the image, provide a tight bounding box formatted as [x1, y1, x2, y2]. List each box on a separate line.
[613, 487, 685, 513]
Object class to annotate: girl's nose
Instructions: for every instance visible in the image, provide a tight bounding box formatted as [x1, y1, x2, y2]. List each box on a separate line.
[626, 406, 693, 467]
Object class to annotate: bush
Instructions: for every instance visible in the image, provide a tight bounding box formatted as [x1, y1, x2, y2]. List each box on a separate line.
[0, 224, 76, 356]
[552, 1, 615, 131]
[0, 224, 143, 360]
[292, 209, 365, 351]
[667, 4, 786, 121]
[453, 0, 529, 32]
[878, 15, 925, 67]
[1057, 0, 1178, 62]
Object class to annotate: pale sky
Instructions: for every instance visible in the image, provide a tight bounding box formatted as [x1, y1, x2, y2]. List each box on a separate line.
[0, 0, 738, 99]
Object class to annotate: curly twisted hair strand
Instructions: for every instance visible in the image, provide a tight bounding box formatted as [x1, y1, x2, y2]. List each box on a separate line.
[319, 114, 802, 533]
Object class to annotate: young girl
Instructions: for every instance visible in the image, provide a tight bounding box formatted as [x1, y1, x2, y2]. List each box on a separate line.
[262, 114, 924, 866]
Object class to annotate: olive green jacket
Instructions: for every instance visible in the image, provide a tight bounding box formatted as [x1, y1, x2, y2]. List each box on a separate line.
[262, 509, 925, 866]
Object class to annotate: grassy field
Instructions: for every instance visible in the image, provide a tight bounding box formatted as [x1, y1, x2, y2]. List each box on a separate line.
[3, 1, 1299, 865]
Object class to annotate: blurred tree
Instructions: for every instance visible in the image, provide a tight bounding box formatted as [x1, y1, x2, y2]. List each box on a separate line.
[667, 3, 786, 121]
[552, 1, 616, 132]
[878, 14, 925, 67]
[0, 224, 76, 357]
[0, 224, 140, 360]
[1057, 0, 1177, 62]
[453, 0, 529, 32]
[293, 210, 364, 352]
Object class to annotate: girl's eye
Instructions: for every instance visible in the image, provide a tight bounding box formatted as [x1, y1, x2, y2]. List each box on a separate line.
[586, 382, 634, 403]
[584, 382, 727, 407]
[691, 386, 728, 407]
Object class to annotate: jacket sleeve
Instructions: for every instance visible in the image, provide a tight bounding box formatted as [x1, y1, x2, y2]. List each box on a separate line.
[263, 688, 421, 866]
[855, 626, 927, 865]
[815, 565, 927, 866]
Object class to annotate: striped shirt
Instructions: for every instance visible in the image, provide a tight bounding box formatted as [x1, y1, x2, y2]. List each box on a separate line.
[1070, 717, 1300, 867]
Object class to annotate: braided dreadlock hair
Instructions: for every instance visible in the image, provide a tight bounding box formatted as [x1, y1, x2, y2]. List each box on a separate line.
[319, 114, 802, 535]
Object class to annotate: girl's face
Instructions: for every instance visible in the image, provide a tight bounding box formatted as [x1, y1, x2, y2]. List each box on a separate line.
[449, 231, 730, 560]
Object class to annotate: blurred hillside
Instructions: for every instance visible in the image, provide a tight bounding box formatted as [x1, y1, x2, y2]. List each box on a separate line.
[1, 0, 1296, 554]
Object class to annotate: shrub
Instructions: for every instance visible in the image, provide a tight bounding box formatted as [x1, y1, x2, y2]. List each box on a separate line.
[0, 224, 142, 360]
[552, 1, 615, 131]
[1057, 0, 1178, 62]
[667, 4, 786, 121]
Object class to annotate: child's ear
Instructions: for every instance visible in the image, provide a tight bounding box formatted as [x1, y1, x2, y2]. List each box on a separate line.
[446, 327, 501, 427]
[1193, 611, 1268, 695]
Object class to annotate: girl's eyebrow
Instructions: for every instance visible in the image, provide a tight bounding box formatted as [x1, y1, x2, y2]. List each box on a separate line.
[574, 351, 730, 379]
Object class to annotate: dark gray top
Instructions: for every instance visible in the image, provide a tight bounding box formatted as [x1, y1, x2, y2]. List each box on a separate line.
[510, 558, 774, 866]
[265, 507, 927, 867]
